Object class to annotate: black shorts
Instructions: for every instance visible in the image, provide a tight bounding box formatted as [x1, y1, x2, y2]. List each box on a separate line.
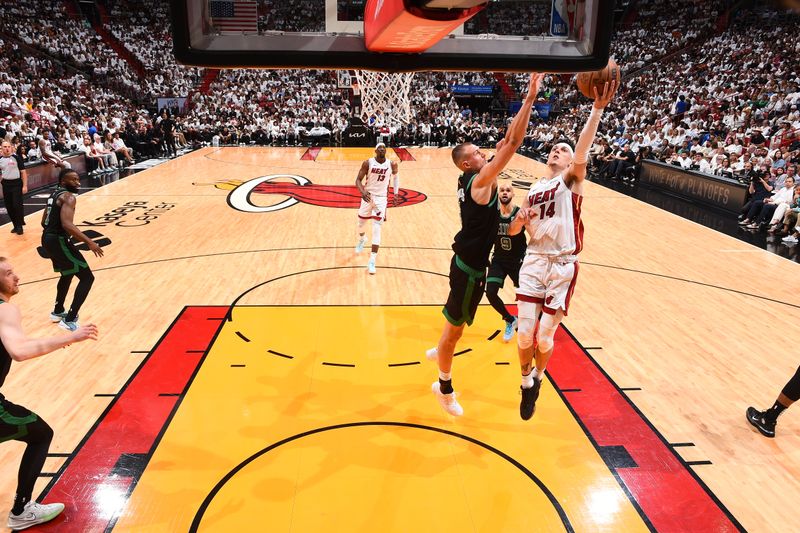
[0, 395, 42, 444]
[443, 255, 486, 327]
[487, 257, 522, 288]
[42, 233, 89, 276]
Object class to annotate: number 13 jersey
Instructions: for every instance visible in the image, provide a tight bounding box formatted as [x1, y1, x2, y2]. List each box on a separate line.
[364, 157, 393, 197]
[523, 173, 584, 257]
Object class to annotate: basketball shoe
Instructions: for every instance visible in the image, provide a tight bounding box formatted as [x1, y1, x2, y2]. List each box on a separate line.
[58, 317, 79, 332]
[503, 317, 518, 343]
[746, 406, 776, 438]
[425, 347, 438, 361]
[49, 311, 67, 323]
[355, 236, 367, 253]
[367, 258, 376, 274]
[520, 379, 542, 420]
[432, 382, 463, 416]
[7, 501, 65, 530]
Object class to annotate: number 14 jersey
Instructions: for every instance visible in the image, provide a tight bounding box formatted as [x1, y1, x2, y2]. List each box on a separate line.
[523, 173, 584, 257]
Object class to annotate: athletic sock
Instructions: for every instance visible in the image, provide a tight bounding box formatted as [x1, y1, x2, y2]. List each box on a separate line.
[764, 401, 788, 422]
[438, 371, 453, 394]
[439, 379, 454, 394]
[12, 494, 29, 516]
[370, 252, 377, 261]
[521, 372, 534, 389]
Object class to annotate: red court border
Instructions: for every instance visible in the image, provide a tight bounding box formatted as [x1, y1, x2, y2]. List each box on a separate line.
[30, 305, 743, 532]
[300, 147, 321, 160]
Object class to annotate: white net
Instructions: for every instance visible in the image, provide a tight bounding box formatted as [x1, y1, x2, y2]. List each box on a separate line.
[353, 70, 415, 125]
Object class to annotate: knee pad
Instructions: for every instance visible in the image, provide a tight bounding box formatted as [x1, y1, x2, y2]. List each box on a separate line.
[517, 300, 541, 320]
[537, 313, 560, 353]
[371, 220, 382, 246]
[517, 317, 536, 349]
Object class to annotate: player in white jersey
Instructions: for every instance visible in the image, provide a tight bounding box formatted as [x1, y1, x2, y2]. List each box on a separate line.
[508, 79, 617, 421]
[355, 143, 399, 274]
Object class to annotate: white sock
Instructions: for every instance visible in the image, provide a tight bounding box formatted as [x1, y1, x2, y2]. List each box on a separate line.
[439, 370, 451, 381]
[370, 252, 377, 261]
[533, 367, 544, 381]
[358, 234, 366, 243]
[521, 372, 534, 389]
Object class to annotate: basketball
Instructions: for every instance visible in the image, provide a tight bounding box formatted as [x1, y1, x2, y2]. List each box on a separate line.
[576, 58, 621, 99]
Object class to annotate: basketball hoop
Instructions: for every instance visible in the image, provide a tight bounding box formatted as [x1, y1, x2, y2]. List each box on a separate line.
[354, 70, 415, 125]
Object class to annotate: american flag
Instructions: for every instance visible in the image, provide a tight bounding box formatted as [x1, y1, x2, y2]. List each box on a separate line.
[209, 0, 257, 34]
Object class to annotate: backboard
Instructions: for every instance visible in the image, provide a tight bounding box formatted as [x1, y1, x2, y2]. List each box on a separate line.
[170, 0, 614, 72]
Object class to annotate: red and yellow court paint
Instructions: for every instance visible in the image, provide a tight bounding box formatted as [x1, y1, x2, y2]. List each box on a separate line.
[32, 305, 740, 532]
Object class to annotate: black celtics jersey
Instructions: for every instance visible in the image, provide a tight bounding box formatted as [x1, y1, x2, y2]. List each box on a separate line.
[451, 171, 500, 270]
[0, 300, 10, 389]
[42, 187, 69, 235]
[493, 206, 527, 262]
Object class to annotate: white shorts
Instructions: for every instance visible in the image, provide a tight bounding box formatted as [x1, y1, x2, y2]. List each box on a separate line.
[358, 196, 388, 222]
[516, 254, 579, 316]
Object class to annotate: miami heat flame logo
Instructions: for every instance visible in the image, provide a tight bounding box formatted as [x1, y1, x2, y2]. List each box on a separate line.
[195, 175, 427, 213]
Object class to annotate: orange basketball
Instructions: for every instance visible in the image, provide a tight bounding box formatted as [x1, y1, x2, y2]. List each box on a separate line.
[576, 58, 621, 99]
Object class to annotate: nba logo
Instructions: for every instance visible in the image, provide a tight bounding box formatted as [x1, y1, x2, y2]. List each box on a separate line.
[550, 0, 577, 37]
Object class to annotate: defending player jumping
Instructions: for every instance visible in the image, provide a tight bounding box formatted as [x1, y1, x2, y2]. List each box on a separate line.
[427, 73, 544, 417]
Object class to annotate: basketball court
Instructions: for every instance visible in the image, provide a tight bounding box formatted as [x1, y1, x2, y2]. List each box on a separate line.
[1, 146, 798, 531]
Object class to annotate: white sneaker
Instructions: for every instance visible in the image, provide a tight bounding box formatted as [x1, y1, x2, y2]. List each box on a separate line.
[355, 236, 367, 254]
[367, 259, 376, 275]
[425, 347, 438, 361]
[782, 235, 798, 244]
[502, 317, 518, 343]
[7, 501, 65, 530]
[431, 381, 463, 416]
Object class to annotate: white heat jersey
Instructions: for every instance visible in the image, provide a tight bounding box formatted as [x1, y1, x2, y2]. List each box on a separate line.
[364, 157, 393, 196]
[523, 173, 584, 256]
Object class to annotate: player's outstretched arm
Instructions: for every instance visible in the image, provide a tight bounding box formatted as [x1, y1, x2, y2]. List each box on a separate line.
[567, 80, 618, 185]
[0, 304, 98, 362]
[473, 73, 544, 190]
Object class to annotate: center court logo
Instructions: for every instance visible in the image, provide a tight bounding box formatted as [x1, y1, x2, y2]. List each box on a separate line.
[195, 175, 427, 213]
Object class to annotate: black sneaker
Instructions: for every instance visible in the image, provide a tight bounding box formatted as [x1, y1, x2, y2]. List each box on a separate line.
[746, 406, 776, 438]
[520, 379, 542, 421]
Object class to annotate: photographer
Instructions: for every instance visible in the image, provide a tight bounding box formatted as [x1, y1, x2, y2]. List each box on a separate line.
[739, 166, 774, 224]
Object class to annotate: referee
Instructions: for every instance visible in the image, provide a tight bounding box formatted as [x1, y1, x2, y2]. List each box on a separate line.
[0, 141, 28, 235]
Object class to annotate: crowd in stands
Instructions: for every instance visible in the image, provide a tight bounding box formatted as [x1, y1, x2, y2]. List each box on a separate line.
[3, 0, 141, 97]
[258, 0, 325, 32]
[464, 1, 550, 36]
[613, 0, 727, 74]
[102, 0, 202, 97]
[1, 0, 799, 240]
